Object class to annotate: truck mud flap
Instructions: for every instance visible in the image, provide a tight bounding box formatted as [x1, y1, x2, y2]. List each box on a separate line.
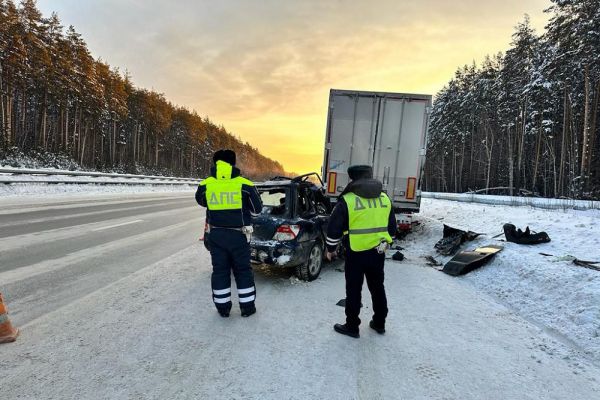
[442, 245, 503, 276]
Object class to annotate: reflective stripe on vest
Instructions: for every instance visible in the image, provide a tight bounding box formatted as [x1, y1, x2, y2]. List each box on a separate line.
[200, 160, 253, 211]
[343, 192, 393, 252]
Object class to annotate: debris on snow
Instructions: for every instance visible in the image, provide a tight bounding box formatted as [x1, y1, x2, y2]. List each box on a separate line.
[414, 198, 600, 363]
[434, 224, 481, 255]
[503, 223, 551, 245]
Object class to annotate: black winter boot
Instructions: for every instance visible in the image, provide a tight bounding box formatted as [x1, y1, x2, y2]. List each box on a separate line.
[241, 306, 256, 317]
[334, 323, 360, 338]
[369, 320, 385, 334]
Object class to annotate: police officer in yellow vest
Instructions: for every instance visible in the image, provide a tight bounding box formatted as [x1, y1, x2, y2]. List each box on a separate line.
[196, 150, 263, 317]
[326, 165, 396, 338]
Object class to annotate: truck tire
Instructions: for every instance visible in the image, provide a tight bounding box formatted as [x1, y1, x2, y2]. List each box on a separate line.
[296, 242, 323, 281]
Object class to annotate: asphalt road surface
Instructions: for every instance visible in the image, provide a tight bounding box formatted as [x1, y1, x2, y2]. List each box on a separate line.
[0, 191, 204, 327]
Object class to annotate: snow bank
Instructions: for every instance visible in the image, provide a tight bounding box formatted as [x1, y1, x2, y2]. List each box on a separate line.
[0, 167, 197, 197]
[0, 150, 187, 177]
[410, 198, 600, 362]
[423, 191, 600, 211]
[0, 182, 195, 197]
[0, 149, 81, 171]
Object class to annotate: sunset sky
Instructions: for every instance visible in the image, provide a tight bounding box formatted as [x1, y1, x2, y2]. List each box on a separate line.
[37, 0, 551, 173]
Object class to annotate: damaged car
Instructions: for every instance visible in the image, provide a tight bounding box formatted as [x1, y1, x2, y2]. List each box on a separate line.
[250, 173, 332, 281]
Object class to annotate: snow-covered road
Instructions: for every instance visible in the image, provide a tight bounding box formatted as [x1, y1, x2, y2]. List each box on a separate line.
[1, 194, 599, 399]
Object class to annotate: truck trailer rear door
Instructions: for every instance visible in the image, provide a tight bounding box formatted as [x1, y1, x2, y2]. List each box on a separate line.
[324, 93, 377, 193]
[372, 97, 429, 211]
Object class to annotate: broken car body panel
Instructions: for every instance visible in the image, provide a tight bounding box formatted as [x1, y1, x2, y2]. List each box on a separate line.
[250, 174, 331, 269]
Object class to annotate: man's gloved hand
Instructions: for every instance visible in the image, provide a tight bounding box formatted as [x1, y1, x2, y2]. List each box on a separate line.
[376, 240, 390, 254]
[242, 226, 254, 243]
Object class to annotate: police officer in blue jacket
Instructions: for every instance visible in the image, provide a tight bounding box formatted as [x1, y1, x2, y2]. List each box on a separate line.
[196, 150, 263, 317]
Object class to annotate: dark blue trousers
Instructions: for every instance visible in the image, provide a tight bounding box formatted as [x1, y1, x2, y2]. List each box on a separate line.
[345, 248, 388, 329]
[208, 228, 256, 312]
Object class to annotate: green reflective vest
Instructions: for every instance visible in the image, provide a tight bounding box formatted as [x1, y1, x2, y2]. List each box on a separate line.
[200, 160, 254, 211]
[343, 192, 393, 252]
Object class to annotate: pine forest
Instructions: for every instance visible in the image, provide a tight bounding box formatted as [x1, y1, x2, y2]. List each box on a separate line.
[424, 0, 600, 199]
[0, 0, 285, 179]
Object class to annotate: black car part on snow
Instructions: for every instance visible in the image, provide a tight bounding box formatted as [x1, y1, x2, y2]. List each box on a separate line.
[442, 245, 503, 276]
[434, 224, 481, 256]
[503, 223, 551, 245]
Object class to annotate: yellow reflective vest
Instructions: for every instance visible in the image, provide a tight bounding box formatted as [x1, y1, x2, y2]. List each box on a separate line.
[342, 192, 393, 252]
[200, 160, 254, 211]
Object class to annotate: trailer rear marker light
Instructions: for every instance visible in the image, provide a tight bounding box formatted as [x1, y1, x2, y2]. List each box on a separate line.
[327, 172, 337, 194]
[406, 177, 416, 200]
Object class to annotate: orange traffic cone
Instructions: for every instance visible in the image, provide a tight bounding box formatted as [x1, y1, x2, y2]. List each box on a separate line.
[0, 292, 19, 343]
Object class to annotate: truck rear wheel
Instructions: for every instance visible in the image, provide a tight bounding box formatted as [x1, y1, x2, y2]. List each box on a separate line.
[296, 243, 323, 281]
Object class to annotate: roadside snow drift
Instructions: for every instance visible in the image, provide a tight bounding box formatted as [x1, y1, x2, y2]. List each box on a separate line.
[414, 198, 600, 363]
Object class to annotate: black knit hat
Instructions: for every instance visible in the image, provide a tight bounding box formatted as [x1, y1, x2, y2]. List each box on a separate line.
[213, 149, 236, 166]
[347, 165, 373, 180]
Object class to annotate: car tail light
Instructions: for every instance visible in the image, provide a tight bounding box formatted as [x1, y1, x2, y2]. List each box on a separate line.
[273, 225, 300, 241]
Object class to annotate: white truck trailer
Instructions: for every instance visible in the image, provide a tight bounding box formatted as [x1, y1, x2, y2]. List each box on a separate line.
[322, 89, 431, 228]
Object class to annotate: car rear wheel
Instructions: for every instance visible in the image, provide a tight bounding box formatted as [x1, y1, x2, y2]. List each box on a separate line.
[295, 242, 323, 281]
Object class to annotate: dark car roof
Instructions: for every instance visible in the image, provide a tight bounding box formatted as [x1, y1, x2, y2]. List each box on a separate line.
[256, 180, 293, 187]
[256, 173, 323, 189]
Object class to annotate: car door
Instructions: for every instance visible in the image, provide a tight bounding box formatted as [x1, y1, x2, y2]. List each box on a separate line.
[312, 187, 330, 240]
[298, 186, 329, 242]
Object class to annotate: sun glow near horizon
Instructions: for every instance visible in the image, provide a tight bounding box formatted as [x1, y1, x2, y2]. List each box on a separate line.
[38, 0, 551, 174]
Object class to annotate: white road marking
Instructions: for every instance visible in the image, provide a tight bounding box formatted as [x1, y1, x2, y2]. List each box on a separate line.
[92, 219, 143, 231]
